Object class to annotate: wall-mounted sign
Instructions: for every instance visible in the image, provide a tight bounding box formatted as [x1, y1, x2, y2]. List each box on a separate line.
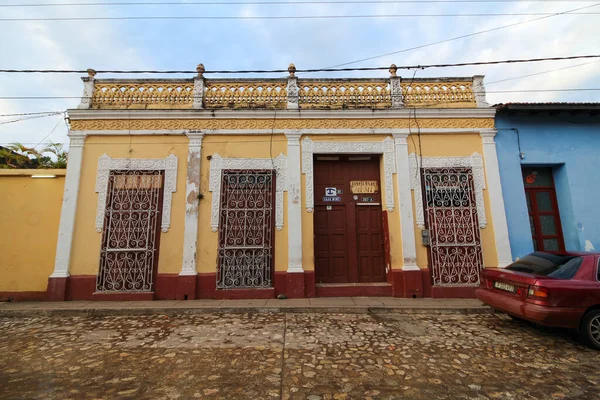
[350, 181, 379, 194]
[323, 196, 342, 202]
[325, 187, 337, 196]
[361, 196, 375, 202]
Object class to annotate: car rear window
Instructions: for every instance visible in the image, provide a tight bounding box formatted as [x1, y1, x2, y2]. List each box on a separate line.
[506, 252, 583, 279]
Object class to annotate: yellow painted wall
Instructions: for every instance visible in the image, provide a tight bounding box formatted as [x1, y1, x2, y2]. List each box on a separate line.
[197, 135, 289, 273]
[70, 135, 189, 275]
[0, 170, 65, 292]
[407, 133, 499, 268]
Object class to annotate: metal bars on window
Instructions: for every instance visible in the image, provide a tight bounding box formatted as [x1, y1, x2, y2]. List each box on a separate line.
[217, 170, 275, 289]
[96, 170, 164, 292]
[423, 167, 483, 286]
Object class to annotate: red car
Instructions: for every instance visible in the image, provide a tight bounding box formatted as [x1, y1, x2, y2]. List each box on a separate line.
[476, 251, 600, 349]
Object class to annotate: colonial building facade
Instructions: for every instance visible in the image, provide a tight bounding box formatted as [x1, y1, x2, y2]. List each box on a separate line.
[40, 64, 511, 301]
[495, 103, 600, 261]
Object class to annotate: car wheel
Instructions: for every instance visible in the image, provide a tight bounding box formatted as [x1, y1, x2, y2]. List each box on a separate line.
[580, 310, 600, 350]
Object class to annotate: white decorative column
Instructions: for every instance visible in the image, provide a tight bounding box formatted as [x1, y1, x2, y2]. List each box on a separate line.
[480, 129, 513, 266]
[178, 131, 204, 299]
[287, 64, 299, 110]
[393, 131, 418, 270]
[285, 131, 304, 297]
[48, 133, 87, 301]
[192, 64, 205, 110]
[473, 75, 489, 108]
[77, 69, 96, 109]
[389, 64, 404, 109]
[286, 131, 303, 272]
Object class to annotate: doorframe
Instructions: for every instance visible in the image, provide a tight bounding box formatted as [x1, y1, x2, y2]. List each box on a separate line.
[301, 137, 396, 213]
[208, 153, 288, 232]
[95, 154, 179, 233]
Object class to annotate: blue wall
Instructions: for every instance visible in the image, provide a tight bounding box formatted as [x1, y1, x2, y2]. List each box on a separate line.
[495, 114, 600, 260]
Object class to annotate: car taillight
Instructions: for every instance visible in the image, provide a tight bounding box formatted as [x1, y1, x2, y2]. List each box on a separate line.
[527, 286, 549, 300]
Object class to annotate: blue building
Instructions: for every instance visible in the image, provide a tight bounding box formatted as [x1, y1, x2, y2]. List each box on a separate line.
[495, 103, 600, 260]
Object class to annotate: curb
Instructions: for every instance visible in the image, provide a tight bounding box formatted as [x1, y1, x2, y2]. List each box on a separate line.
[0, 306, 492, 318]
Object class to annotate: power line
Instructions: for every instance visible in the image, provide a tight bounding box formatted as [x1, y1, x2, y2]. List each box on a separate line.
[2, 12, 598, 22]
[1, 0, 596, 6]
[0, 110, 64, 117]
[486, 60, 600, 85]
[0, 88, 599, 101]
[0, 112, 63, 126]
[1, 54, 599, 75]
[324, 2, 600, 68]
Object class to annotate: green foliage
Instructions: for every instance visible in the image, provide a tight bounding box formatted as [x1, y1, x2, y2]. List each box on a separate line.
[0, 142, 68, 169]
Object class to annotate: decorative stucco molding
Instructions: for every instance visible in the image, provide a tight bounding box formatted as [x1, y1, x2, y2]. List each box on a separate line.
[301, 137, 396, 213]
[409, 152, 487, 229]
[208, 154, 288, 232]
[95, 154, 179, 233]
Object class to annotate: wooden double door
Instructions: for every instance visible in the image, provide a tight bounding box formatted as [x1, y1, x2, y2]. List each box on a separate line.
[313, 156, 386, 283]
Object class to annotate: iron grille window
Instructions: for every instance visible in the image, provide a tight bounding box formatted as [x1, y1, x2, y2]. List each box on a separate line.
[422, 167, 483, 286]
[96, 170, 164, 292]
[217, 170, 275, 289]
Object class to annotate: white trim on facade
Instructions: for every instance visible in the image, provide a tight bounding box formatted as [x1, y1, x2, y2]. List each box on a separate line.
[180, 132, 204, 276]
[67, 108, 497, 120]
[69, 128, 492, 136]
[409, 152, 487, 230]
[94, 154, 179, 233]
[285, 131, 303, 273]
[392, 133, 418, 269]
[208, 154, 288, 232]
[480, 129, 513, 267]
[301, 137, 396, 213]
[50, 133, 87, 278]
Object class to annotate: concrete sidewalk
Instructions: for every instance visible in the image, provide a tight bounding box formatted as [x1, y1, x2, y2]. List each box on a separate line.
[0, 297, 489, 317]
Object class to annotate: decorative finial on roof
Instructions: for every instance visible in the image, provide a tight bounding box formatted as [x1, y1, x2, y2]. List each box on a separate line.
[288, 63, 296, 77]
[196, 63, 205, 78]
[389, 64, 398, 77]
[86, 68, 97, 78]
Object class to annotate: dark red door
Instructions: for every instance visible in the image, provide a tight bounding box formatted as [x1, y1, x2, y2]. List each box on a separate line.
[313, 156, 385, 283]
[523, 167, 565, 253]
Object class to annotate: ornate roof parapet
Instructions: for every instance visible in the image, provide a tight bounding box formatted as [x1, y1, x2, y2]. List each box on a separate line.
[79, 65, 485, 110]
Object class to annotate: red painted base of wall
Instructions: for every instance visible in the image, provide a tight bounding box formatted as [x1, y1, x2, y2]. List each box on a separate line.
[47, 277, 68, 301]
[175, 275, 196, 300]
[0, 291, 47, 302]
[316, 283, 393, 297]
[31, 269, 478, 301]
[286, 273, 306, 299]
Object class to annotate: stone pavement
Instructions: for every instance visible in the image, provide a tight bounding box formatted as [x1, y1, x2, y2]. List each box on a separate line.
[0, 298, 488, 317]
[0, 311, 598, 399]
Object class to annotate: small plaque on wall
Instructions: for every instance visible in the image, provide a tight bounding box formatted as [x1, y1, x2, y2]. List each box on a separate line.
[350, 181, 379, 194]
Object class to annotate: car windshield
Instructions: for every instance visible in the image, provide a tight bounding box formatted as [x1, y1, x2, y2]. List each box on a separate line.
[506, 252, 583, 279]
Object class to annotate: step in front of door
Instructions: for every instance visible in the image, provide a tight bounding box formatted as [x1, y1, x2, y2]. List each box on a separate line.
[315, 283, 392, 297]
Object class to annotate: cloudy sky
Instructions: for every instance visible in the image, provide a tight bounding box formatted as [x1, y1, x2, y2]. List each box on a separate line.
[0, 0, 599, 149]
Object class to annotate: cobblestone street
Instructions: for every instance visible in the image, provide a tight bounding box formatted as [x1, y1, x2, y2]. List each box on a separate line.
[0, 312, 598, 399]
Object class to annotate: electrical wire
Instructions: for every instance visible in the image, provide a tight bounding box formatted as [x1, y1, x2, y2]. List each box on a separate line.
[1, 54, 599, 75]
[486, 60, 600, 85]
[324, 2, 600, 68]
[0, 112, 64, 126]
[2, 0, 598, 6]
[0, 110, 64, 117]
[2, 12, 599, 21]
[33, 114, 65, 148]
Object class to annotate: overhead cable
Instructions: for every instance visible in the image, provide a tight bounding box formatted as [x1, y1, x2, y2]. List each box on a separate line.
[1, 11, 598, 22]
[2, 0, 597, 6]
[0, 54, 599, 75]
[323, 2, 600, 68]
